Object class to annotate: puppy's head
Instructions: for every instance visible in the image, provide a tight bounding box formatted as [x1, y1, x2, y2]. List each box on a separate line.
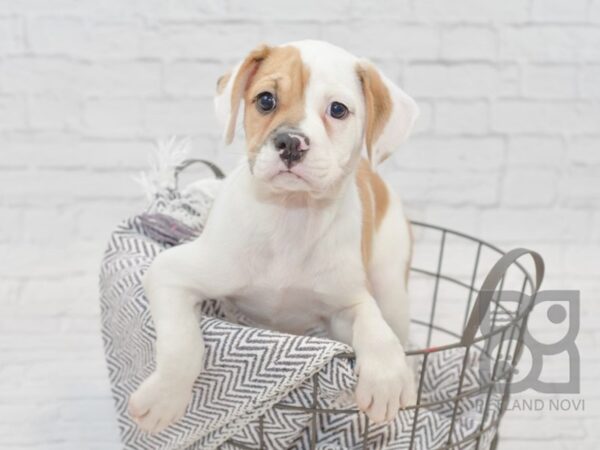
[215, 40, 418, 196]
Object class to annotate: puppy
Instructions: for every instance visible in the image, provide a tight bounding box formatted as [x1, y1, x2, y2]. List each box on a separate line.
[128, 40, 419, 433]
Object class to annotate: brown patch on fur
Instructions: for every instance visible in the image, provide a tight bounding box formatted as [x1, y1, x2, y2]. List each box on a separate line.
[356, 162, 375, 269]
[356, 158, 390, 268]
[216, 72, 231, 95]
[242, 46, 310, 158]
[356, 63, 393, 164]
[225, 44, 272, 144]
[370, 167, 390, 229]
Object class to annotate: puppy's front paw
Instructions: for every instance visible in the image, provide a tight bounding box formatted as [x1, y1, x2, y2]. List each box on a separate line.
[128, 371, 193, 434]
[355, 351, 416, 423]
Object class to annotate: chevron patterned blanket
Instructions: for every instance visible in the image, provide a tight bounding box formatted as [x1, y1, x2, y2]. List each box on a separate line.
[100, 179, 501, 450]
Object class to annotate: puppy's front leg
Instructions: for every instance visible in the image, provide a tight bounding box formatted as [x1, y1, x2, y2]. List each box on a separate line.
[330, 294, 416, 423]
[128, 240, 236, 433]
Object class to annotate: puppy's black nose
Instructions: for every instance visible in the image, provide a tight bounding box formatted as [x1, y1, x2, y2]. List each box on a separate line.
[273, 132, 310, 168]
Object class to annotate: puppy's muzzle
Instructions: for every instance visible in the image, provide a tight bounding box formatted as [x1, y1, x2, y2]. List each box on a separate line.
[273, 132, 310, 169]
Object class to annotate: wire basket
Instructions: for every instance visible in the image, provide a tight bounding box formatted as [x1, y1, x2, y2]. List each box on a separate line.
[222, 221, 544, 450]
[177, 160, 545, 450]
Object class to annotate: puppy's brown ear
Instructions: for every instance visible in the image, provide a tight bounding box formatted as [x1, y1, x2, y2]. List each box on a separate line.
[357, 62, 419, 166]
[214, 44, 271, 144]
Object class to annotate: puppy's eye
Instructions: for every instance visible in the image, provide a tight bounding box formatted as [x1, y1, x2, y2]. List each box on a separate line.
[329, 101, 348, 120]
[256, 92, 277, 113]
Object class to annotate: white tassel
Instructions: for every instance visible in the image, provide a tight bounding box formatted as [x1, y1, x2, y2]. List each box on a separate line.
[134, 137, 191, 200]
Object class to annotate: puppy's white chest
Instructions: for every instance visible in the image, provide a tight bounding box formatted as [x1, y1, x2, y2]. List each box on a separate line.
[230, 286, 327, 334]
[229, 249, 333, 334]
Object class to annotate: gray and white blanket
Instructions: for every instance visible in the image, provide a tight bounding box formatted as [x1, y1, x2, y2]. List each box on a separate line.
[100, 171, 501, 449]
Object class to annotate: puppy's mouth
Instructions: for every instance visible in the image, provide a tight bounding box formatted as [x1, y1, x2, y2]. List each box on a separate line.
[266, 167, 313, 191]
[273, 169, 306, 181]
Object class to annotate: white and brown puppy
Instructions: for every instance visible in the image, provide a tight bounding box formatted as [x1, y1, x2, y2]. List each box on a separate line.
[128, 40, 419, 433]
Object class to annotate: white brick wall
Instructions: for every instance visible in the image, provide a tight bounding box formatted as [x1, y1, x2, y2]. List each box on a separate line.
[1, 1, 598, 449]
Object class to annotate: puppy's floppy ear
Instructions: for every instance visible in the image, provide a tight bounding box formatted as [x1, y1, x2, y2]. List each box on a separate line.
[214, 44, 271, 144]
[356, 61, 419, 166]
